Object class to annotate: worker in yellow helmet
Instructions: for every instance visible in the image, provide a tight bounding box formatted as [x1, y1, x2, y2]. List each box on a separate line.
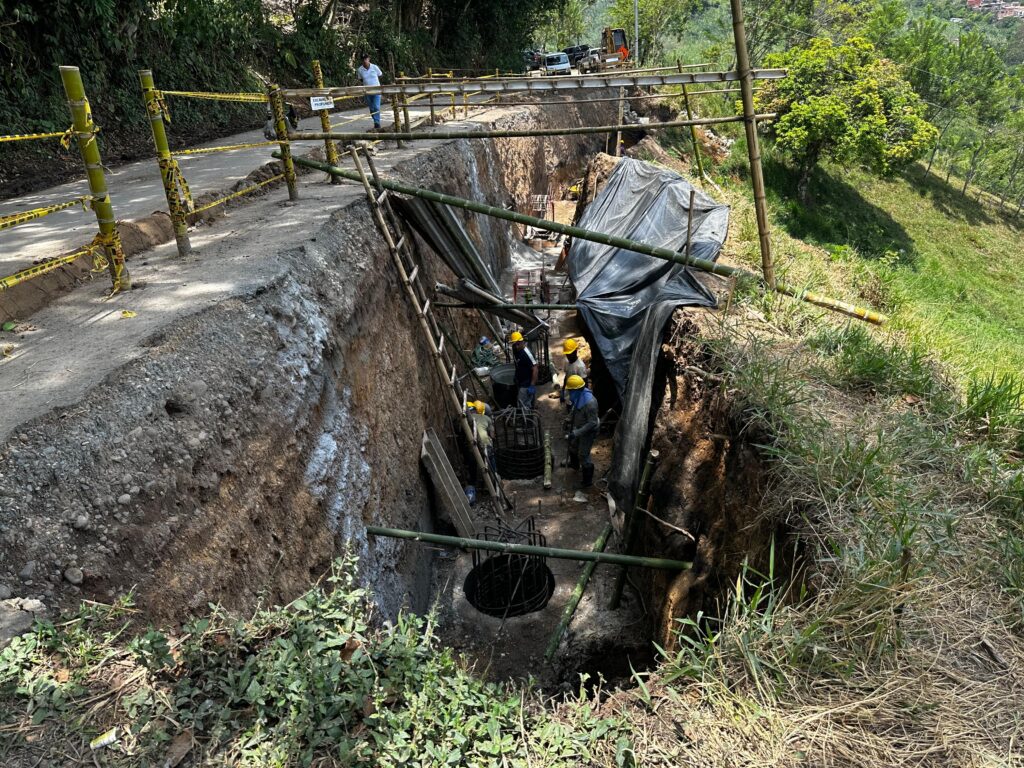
[559, 338, 589, 404]
[509, 330, 538, 410]
[563, 374, 599, 502]
[466, 400, 496, 474]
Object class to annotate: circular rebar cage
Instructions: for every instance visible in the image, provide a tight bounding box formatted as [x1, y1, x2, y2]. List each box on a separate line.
[494, 407, 545, 479]
[463, 519, 555, 618]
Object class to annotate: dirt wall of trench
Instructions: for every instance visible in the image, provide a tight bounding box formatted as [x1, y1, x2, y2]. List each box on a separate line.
[0, 98, 616, 625]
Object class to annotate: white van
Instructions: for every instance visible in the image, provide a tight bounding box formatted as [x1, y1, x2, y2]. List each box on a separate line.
[543, 52, 571, 76]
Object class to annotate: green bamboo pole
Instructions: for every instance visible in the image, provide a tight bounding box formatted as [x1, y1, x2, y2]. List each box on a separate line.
[609, 450, 659, 609]
[311, 60, 341, 184]
[366, 525, 691, 569]
[60, 66, 131, 292]
[391, 96, 404, 148]
[435, 302, 579, 311]
[279, 153, 888, 325]
[545, 524, 613, 661]
[289, 113, 774, 144]
[139, 70, 192, 258]
[269, 85, 298, 200]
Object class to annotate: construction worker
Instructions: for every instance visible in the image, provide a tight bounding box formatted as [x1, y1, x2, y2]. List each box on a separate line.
[466, 400, 496, 473]
[564, 374, 599, 501]
[559, 338, 589, 404]
[510, 331, 539, 410]
[471, 336, 500, 369]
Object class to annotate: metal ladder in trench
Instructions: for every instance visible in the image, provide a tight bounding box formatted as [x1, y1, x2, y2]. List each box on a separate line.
[346, 144, 502, 502]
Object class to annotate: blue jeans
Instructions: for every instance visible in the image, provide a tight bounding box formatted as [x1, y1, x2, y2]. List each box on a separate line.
[365, 94, 381, 127]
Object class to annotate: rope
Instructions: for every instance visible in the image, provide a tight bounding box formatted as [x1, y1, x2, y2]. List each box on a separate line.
[191, 173, 285, 215]
[160, 89, 268, 104]
[174, 140, 281, 156]
[0, 196, 92, 233]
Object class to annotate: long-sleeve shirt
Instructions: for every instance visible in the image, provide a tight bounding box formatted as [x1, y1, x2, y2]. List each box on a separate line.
[569, 390, 600, 440]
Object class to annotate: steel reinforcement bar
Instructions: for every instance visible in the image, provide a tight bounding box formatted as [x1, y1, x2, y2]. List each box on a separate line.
[281, 68, 787, 98]
[289, 113, 775, 143]
[278, 153, 887, 325]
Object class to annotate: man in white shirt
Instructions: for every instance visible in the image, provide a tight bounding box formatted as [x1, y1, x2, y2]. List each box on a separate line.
[356, 54, 384, 130]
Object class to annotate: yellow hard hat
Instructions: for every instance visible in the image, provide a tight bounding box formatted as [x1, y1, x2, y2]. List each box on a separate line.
[473, 400, 486, 414]
[563, 338, 578, 354]
[509, 331, 524, 343]
[566, 374, 585, 390]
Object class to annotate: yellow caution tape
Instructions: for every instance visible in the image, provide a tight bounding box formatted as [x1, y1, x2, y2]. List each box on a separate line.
[0, 129, 71, 144]
[174, 140, 281, 156]
[0, 249, 88, 291]
[160, 90, 268, 104]
[0, 232, 126, 294]
[159, 157, 195, 218]
[146, 92, 172, 124]
[0, 196, 92, 233]
[191, 173, 285, 215]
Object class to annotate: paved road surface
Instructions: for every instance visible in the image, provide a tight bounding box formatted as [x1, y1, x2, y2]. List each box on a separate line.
[0, 99, 442, 276]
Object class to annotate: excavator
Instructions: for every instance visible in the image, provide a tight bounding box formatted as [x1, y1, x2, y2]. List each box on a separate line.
[578, 28, 631, 74]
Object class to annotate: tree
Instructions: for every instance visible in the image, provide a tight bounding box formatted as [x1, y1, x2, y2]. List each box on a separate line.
[755, 36, 938, 202]
[608, 0, 695, 65]
[535, 0, 589, 50]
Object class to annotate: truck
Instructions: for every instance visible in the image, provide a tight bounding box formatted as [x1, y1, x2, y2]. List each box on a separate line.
[578, 28, 631, 74]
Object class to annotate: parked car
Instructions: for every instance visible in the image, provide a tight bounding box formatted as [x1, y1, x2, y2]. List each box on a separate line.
[542, 52, 571, 76]
[562, 44, 590, 65]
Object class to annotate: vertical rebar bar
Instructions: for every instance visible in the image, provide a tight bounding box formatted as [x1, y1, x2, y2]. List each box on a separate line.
[60, 66, 131, 291]
[138, 69, 191, 258]
[269, 85, 298, 200]
[312, 60, 341, 184]
[730, 0, 775, 289]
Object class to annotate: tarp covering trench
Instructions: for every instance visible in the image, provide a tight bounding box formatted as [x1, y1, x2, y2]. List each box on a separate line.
[566, 157, 729, 516]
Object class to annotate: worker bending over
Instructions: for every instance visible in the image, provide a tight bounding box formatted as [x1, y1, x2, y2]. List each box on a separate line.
[564, 374, 599, 502]
[559, 338, 589, 404]
[471, 336, 500, 370]
[510, 331, 538, 410]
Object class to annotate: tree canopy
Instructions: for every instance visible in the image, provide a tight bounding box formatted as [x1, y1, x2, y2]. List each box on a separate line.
[755, 36, 938, 202]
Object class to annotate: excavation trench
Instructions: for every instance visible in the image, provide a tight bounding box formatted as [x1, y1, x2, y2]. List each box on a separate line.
[0, 102, 790, 687]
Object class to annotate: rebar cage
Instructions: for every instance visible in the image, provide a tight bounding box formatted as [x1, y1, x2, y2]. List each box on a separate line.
[463, 518, 555, 618]
[494, 407, 545, 479]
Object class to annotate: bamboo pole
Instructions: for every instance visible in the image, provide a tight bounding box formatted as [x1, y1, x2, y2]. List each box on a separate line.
[545, 523, 614, 661]
[686, 189, 696, 262]
[366, 525, 688, 569]
[609, 450, 659, 609]
[543, 430, 553, 490]
[60, 66, 130, 292]
[400, 85, 411, 134]
[280, 153, 888, 325]
[391, 96, 404, 147]
[435, 302, 579, 311]
[730, 0, 774, 289]
[615, 87, 625, 156]
[680, 82, 707, 185]
[139, 70, 191, 257]
[289, 113, 776, 144]
[311, 60, 341, 184]
[269, 85, 298, 200]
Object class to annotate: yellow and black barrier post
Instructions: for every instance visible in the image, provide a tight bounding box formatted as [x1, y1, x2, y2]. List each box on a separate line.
[269, 85, 298, 200]
[139, 70, 192, 258]
[59, 66, 130, 293]
[311, 60, 341, 184]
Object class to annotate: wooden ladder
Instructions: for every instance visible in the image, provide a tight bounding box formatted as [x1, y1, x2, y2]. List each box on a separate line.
[346, 145, 501, 501]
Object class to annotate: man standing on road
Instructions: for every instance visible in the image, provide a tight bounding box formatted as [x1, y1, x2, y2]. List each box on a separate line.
[356, 54, 384, 130]
[564, 374, 599, 502]
[510, 331, 538, 410]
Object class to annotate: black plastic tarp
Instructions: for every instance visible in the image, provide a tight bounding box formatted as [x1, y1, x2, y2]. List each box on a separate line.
[566, 158, 729, 520]
[567, 158, 728, 395]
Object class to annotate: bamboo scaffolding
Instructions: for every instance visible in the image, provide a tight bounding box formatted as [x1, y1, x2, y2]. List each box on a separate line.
[280, 68, 787, 99]
[366, 525, 689, 569]
[311, 60, 341, 184]
[280, 153, 887, 325]
[288, 113, 776, 144]
[269, 85, 298, 201]
[545, 524, 614, 661]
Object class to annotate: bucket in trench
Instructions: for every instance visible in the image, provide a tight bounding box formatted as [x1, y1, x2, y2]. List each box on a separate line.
[490, 363, 518, 409]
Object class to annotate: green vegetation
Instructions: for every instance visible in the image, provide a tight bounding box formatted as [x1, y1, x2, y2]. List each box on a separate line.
[0, 557, 626, 765]
[755, 37, 937, 202]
